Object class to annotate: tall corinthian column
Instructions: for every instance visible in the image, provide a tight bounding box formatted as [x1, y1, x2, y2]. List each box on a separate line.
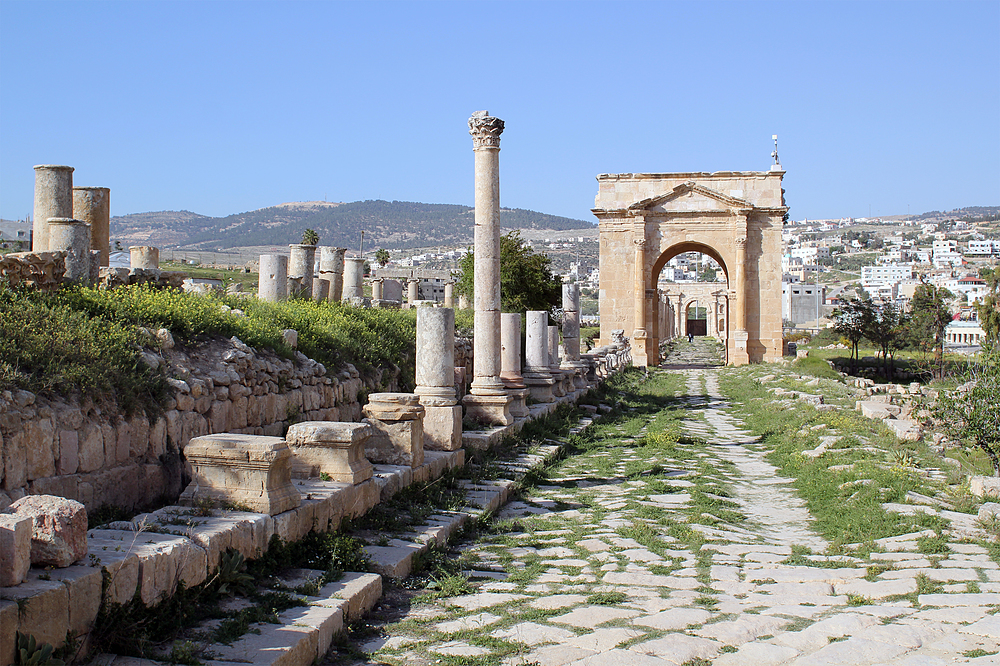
[463, 110, 513, 426]
[731, 233, 750, 364]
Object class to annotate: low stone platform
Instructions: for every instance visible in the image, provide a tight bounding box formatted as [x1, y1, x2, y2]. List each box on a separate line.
[0, 449, 463, 664]
[462, 390, 588, 450]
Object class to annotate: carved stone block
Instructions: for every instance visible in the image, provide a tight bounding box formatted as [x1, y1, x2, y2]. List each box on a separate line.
[362, 393, 425, 467]
[285, 421, 374, 485]
[179, 433, 300, 515]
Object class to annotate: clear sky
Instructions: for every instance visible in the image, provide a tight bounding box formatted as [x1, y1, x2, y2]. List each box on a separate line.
[1, 0, 998, 224]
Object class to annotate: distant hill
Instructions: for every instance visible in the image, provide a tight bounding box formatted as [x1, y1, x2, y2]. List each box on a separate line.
[109, 200, 594, 250]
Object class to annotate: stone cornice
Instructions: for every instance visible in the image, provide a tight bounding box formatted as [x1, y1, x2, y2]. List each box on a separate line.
[629, 182, 756, 214]
[596, 170, 782, 181]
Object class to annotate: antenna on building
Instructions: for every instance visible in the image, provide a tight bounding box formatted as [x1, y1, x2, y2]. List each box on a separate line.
[770, 134, 782, 171]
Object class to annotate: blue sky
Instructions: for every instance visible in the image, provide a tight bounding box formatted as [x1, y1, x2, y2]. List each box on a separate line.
[1, 0, 998, 223]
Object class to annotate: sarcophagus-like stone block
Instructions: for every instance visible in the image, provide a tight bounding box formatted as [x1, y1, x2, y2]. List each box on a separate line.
[362, 393, 425, 467]
[285, 421, 374, 484]
[180, 434, 300, 515]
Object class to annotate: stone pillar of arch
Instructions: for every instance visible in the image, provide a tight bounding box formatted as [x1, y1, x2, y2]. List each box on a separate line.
[631, 235, 650, 367]
[730, 234, 750, 364]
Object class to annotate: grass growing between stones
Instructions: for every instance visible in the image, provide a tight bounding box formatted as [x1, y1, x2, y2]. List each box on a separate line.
[718, 366, 950, 548]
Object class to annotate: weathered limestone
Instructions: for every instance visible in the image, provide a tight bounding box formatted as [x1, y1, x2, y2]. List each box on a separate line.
[8, 495, 88, 567]
[561, 283, 588, 389]
[371, 277, 384, 300]
[320, 247, 347, 301]
[32, 165, 74, 252]
[130, 245, 159, 270]
[289, 244, 317, 299]
[46, 218, 91, 282]
[548, 325, 568, 397]
[383, 279, 403, 303]
[0, 514, 32, 586]
[458, 294, 469, 310]
[500, 313, 530, 418]
[407, 279, 419, 304]
[179, 434, 301, 515]
[285, 422, 374, 484]
[415, 307, 463, 451]
[342, 257, 366, 300]
[444, 282, 455, 308]
[259, 254, 289, 302]
[73, 186, 110, 266]
[313, 277, 330, 301]
[362, 393, 425, 467]
[463, 110, 513, 425]
[0, 252, 66, 291]
[524, 311, 556, 403]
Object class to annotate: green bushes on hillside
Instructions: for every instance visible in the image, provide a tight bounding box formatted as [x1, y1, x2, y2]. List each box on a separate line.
[0, 281, 421, 414]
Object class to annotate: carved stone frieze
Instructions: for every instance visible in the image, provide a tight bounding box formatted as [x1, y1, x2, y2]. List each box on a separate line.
[0, 251, 66, 291]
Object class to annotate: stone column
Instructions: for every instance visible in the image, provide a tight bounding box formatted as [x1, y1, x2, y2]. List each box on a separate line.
[47, 218, 91, 282]
[371, 277, 383, 301]
[313, 277, 329, 301]
[130, 246, 159, 270]
[676, 293, 684, 339]
[320, 247, 346, 301]
[33, 165, 74, 252]
[342, 257, 365, 300]
[72, 186, 110, 266]
[523, 310, 555, 403]
[561, 283, 588, 388]
[258, 254, 288, 302]
[500, 313, 529, 418]
[443, 282, 455, 308]
[548, 325, 568, 397]
[407, 278, 419, 304]
[732, 234, 750, 364]
[415, 307, 462, 451]
[631, 234, 651, 367]
[462, 110, 512, 425]
[288, 244, 316, 299]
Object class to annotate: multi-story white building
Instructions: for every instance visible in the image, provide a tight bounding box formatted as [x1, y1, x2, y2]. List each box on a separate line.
[861, 264, 914, 288]
[968, 240, 1000, 256]
[942, 275, 989, 303]
[790, 246, 830, 263]
[932, 240, 964, 268]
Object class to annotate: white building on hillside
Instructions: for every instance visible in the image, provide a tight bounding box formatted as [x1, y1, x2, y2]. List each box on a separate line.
[862, 264, 914, 288]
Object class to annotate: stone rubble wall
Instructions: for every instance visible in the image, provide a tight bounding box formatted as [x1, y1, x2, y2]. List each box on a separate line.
[0, 336, 398, 513]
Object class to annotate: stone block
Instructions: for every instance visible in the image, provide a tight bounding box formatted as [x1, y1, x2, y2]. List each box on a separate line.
[0, 600, 16, 666]
[422, 404, 463, 451]
[0, 514, 32, 586]
[8, 495, 87, 567]
[57, 429, 79, 475]
[318, 572, 382, 621]
[2, 428, 26, 491]
[44, 564, 103, 637]
[0, 578, 69, 648]
[179, 433, 300, 516]
[285, 421, 374, 484]
[24, 419, 56, 481]
[970, 476, 1000, 499]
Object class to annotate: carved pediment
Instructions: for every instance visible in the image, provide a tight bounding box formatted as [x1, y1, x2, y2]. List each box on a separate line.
[629, 182, 754, 216]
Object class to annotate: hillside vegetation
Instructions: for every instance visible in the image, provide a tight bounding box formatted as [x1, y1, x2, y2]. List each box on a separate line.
[110, 200, 594, 251]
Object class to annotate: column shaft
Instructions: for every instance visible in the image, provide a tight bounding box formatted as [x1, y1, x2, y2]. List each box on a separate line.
[33, 165, 74, 252]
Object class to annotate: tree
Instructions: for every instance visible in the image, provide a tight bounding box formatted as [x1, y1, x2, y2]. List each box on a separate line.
[455, 230, 561, 313]
[935, 344, 1000, 476]
[865, 301, 908, 379]
[977, 267, 1000, 343]
[374, 248, 390, 268]
[910, 281, 953, 380]
[833, 298, 874, 371]
[302, 228, 319, 246]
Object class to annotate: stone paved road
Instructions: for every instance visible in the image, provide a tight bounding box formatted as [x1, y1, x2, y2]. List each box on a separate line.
[340, 339, 1000, 665]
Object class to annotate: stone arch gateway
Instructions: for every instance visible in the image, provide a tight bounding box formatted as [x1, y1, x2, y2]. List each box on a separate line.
[594, 170, 787, 366]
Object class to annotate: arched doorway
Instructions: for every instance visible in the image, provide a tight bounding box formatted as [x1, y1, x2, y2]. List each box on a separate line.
[594, 171, 786, 366]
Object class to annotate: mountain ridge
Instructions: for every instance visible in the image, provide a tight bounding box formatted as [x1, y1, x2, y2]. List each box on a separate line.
[109, 199, 594, 250]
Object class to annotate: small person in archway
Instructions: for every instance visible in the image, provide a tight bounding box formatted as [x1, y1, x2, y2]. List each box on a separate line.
[688, 332, 694, 343]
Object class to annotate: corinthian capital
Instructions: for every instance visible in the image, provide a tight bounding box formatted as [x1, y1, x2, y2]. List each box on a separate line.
[735, 236, 747, 249]
[469, 111, 504, 149]
[632, 238, 646, 248]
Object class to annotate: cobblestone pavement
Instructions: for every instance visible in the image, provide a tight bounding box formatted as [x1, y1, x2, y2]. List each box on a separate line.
[344, 339, 1000, 665]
